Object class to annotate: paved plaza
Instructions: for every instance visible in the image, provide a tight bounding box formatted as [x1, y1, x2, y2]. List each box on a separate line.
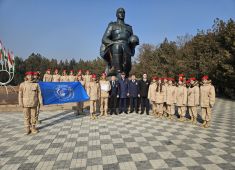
[0, 98, 234, 170]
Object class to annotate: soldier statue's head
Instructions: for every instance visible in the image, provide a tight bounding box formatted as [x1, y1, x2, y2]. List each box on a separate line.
[116, 8, 125, 20]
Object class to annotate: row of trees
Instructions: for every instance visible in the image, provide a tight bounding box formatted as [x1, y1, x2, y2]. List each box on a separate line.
[4, 18, 235, 98]
[132, 18, 235, 98]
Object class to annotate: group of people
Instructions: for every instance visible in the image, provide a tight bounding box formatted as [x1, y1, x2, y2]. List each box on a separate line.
[18, 68, 215, 135]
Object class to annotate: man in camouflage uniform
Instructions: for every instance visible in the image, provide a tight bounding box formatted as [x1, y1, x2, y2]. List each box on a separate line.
[60, 70, 69, 82]
[76, 75, 85, 115]
[87, 74, 100, 120]
[32, 72, 42, 124]
[84, 70, 92, 91]
[52, 69, 61, 82]
[176, 78, 187, 122]
[200, 76, 216, 128]
[166, 78, 176, 120]
[68, 70, 77, 82]
[99, 73, 111, 116]
[43, 69, 52, 82]
[18, 71, 42, 134]
[187, 77, 199, 124]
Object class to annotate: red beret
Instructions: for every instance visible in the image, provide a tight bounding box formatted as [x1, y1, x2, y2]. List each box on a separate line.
[33, 72, 39, 75]
[102, 72, 106, 76]
[179, 78, 184, 82]
[25, 71, 34, 75]
[190, 77, 196, 81]
[202, 75, 209, 80]
[178, 74, 184, 77]
[168, 78, 175, 81]
[91, 74, 96, 78]
[152, 76, 158, 80]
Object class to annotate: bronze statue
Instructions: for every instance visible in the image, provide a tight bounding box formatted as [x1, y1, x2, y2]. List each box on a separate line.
[100, 8, 139, 77]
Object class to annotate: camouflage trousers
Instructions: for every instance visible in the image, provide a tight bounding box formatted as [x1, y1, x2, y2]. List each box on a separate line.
[188, 106, 198, 118]
[23, 107, 37, 127]
[100, 97, 108, 113]
[201, 107, 212, 121]
[167, 104, 175, 115]
[178, 106, 186, 117]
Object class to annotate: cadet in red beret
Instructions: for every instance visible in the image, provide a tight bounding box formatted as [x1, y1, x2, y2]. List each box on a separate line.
[84, 70, 92, 91]
[19, 71, 43, 134]
[87, 74, 100, 120]
[99, 72, 111, 116]
[165, 78, 176, 120]
[148, 76, 158, 116]
[52, 68, 60, 82]
[176, 78, 187, 122]
[68, 70, 76, 82]
[187, 77, 199, 124]
[200, 75, 215, 128]
[60, 70, 69, 82]
[43, 69, 52, 82]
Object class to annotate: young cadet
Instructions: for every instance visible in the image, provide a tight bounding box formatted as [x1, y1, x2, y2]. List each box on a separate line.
[87, 74, 100, 120]
[43, 69, 52, 82]
[166, 78, 176, 120]
[148, 76, 158, 116]
[52, 69, 61, 82]
[155, 77, 166, 118]
[18, 71, 42, 134]
[99, 73, 111, 116]
[32, 72, 41, 124]
[162, 77, 168, 117]
[76, 75, 85, 115]
[77, 69, 83, 76]
[68, 70, 77, 82]
[200, 75, 215, 128]
[187, 77, 199, 124]
[84, 70, 92, 91]
[176, 78, 187, 122]
[60, 70, 69, 82]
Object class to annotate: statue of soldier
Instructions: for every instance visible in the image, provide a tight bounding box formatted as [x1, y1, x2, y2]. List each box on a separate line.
[100, 8, 139, 77]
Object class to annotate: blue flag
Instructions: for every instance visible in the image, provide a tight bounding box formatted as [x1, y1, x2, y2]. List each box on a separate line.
[39, 81, 89, 105]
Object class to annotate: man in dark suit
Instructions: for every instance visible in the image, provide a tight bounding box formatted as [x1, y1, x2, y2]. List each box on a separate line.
[109, 75, 119, 115]
[118, 72, 129, 114]
[128, 74, 139, 113]
[139, 73, 150, 115]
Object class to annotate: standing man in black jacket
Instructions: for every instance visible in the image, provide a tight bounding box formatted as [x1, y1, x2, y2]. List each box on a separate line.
[109, 75, 119, 115]
[139, 73, 150, 115]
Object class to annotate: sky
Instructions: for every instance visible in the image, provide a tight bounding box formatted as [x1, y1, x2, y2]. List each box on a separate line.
[0, 0, 234, 60]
